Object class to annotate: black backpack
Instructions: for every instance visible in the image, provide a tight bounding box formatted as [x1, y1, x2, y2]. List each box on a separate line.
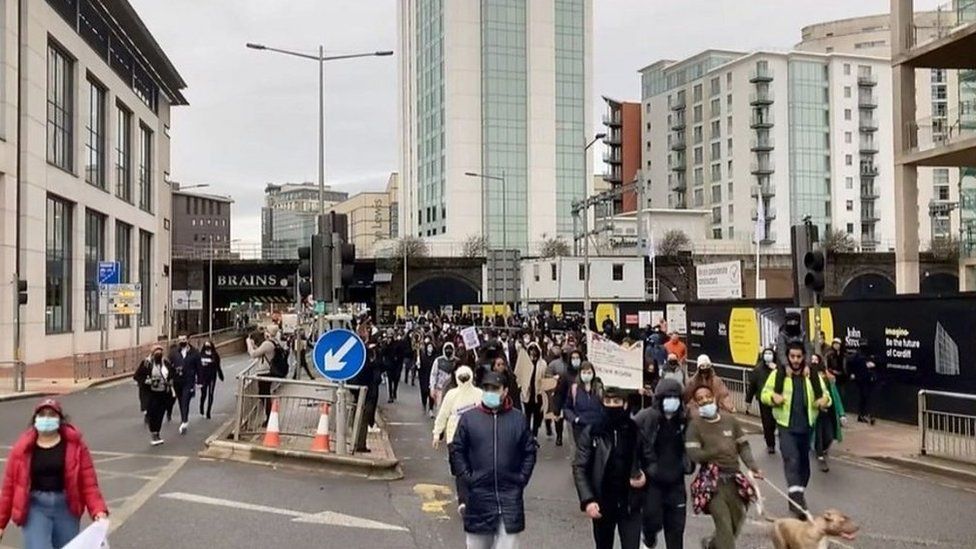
[269, 341, 290, 378]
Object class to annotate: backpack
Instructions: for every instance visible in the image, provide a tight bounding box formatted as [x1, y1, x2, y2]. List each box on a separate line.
[269, 340, 290, 378]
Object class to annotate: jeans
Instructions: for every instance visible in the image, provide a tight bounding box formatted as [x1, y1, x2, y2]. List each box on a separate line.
[779, 428, 812, 493]
[465, 521, 520, 549]
[22, 491, 79, 549]
[170, 381, 194, 424]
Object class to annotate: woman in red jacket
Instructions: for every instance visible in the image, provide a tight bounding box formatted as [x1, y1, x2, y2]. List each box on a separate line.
[0, 398, 108, 548]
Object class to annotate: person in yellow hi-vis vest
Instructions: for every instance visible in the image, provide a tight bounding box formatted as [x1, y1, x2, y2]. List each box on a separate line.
[760, 341, 830, 520]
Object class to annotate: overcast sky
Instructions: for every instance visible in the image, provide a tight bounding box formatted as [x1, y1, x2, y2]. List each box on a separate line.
[129, 0, 944, 244]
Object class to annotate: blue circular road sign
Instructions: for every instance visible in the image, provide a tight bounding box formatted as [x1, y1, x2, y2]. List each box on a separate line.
[312, 328, 367, 382]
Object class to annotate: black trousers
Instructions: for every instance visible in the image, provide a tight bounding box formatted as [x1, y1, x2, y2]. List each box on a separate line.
[146, 392, 169, 434]
[758, 403, 777, 451]
[642, 481, 687, 549]
[355, 385, 379, 451]
[405, 359, 416, 385]
[292, 351, 315, 380]
[592, 503, 641, 549]
[199, 378, 217, 418]
[857, 381, 874, 418]
[419, 367, 432, 410]
[388, 365, 403, 400]
[779, 428, 812, 493]
[545, 417, 565, 439]
[257, 379, 273, 419]
[523, 397, 544, 438]
[170, 382, 193, 423]
[814, 409, 837, 457]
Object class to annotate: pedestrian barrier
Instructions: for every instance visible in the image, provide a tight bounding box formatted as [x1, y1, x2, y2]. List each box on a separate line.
[263, 399, 281, 447]
[918, 390, 976, 464]
[688, 359, 754, 413]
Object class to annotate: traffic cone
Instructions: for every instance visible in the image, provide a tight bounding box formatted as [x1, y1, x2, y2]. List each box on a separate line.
[263, 399, 281, 448]
[311, 403, 331, 452]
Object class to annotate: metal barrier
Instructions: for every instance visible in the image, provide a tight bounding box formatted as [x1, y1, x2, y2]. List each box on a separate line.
[918, 390, 976, 464]
[0, 360, 26, 393]
[234, 360, 366, 456]
[688, 359, 755, 413]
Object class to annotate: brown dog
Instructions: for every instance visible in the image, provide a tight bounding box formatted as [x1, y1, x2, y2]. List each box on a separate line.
[770, 509, 859, 549]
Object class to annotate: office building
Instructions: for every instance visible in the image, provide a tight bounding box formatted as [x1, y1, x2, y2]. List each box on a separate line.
[0, 0, 187, 369]
[332, 191, 392, 259]
[261, 182, 348, 258]
[601, 97, 642, 214]
[398, 0, 594, 254]
[640, 49, 893, 250]
[171, 184, 233, 259]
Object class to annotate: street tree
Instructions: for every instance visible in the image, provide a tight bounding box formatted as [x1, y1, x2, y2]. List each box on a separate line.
[822, 229, 856, 254]
[658, 229, 690, 257]
[462, 235, 488, 258]
[929, 235, 960, 262]
[394, 236, 429, 258]
[539, 234, 571, 258]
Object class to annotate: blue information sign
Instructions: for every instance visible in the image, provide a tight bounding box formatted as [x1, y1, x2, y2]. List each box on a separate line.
[312, 329, 366, 382]
[98, 261, 120, 285]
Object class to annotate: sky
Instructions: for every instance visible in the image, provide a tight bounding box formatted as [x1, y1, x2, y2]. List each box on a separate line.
[129, 0, 946, 244]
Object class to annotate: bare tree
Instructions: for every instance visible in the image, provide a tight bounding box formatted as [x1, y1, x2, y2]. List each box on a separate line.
[657, 229, 690, 257]
[539, 233, 571, 258]
[393, 236, 428, 259]
[929, 235, 960, 262]
[822, 229, 856, 254]
[462, 234, 488, 258]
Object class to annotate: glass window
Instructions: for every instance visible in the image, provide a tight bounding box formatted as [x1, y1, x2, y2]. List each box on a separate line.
[115, 222, 132, 328]
[694, 147, 703, 164]
[846, 176, 853, 189]
[844, 109, 851, 120]
[846, 200, 854, 211]
[115, 104, 132, 204]
[711, 163, 721, 182]
[85, 78, 106, 189]
[139, 230, 152, 325]
[711, 142, 721, 158]
[710, 77, 720, 97]
[84, 210, 106, 331]
[693, 126, 703, 144]
[710, 120, 721, 139]
[711, 185, 722, 203]
[533, 264, 540, 282]
[845, 131, 852, 144]
[844, 86, 851, 98]
[612, 264, 623, 281]
[845, 154, 853, 166]
[710, 98, 720, 117]
[138, 124, 153, 212]
[551, 263, 557, 281]
[712, 228, 722, 239]
[693, 84, 702, 102]
[843, 64, 851, 75]
[46, 196, 73, 334]
[47, 42, 74, 171]
[578, 263, 585, 281]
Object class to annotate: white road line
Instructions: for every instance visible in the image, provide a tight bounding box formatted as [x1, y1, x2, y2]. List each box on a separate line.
[160, 492, 409, 532]
[108, 456, 187, 534]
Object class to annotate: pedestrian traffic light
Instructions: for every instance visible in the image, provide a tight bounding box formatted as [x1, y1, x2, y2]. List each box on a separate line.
[804, 249, 826, 295]
[311, 233, 332, 303]
[16, 279, 27, 306]
[790, 223, 823, 307]
[298, 246, 311, 278]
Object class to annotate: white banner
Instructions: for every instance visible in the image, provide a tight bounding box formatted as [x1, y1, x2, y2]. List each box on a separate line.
[666, 304, 687, 335]
[696, 260, 743, 300]
[461, 326, 480, 350]
[586, 332, 643, 390]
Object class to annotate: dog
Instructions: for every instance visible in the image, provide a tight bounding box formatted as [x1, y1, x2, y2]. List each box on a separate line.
[769, 509, 859, 549]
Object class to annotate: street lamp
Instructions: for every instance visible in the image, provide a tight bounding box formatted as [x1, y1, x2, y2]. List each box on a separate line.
[582, 132, 607, 332]
[465, 171, 507, 314]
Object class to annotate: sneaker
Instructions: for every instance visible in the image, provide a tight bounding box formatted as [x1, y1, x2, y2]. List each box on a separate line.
[457, 503, 466, 516]
[428, 409, 436, 419]
[767, 447, 776, 455]
[179, 422, 188, 435]
[789, 492, 808, 520]
[368, 425, 381, 434]
[150, 434, 164, 446]
[818, 455, 830, 472]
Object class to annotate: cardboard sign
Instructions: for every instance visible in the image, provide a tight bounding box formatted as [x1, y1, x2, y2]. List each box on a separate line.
[586, 332, 643, 390]
[461, 326, 480, 350]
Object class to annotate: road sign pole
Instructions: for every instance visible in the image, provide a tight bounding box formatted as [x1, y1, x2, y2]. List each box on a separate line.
[335, 383, 348, 455]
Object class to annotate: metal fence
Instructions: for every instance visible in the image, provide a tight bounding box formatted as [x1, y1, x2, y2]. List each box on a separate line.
[918, 390, 976, 464]
[234, 361, 366, 456]
[688, 359, 754, 414]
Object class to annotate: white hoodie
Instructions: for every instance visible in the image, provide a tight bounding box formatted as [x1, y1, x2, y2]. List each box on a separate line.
[433, 365, 483, 444]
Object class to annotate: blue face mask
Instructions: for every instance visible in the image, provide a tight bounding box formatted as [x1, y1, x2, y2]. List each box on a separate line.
[482, 391, 502, 409]
[662, 397, 681, 414]
[34, 416, 60, 433]
[699, 403, 718, 419]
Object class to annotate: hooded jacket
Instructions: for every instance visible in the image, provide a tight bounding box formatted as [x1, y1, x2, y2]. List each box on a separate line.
[514, 343, 547, 404]
[434, 366, 484, 443]
[774, 312, 812, 367]
[633, 379, 692, 486]
[430, 342, 457, 393]
[746, 348, 777, 406]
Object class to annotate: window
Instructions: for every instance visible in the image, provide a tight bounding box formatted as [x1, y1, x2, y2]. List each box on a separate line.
[712, 228, 722, 239]
[85, 78, 106, 189]
[693, 188, 704, 207]
[711, 163, 721, 182]
[846, 223, 854, 234]
[84, 210, 106, 331]
[726, 72, 732, 86]
[710, 120, 721, 139]
[937, 185, 950, 201]
[693, 126, 703, 144]
[578, 263, 586, 281]
[550, 263, 557, 281]
[846, 200, 854, 211]
[728, 226, 734, 238]
[845, 154, 853, 166]
[112, 101, 131, 200]
[138, 124, 153, 212]
[693, 105, 703, 123]
[712, 206, 722, 224]
[844, 131, 852, 144]
[694, 167, 704, 186]
[711, 142, 721, 158]
[844, 109, 852, 121]
[693, 84, 702, 102]
[727, 138, 733, 154]
[710, 77, 720, 96]
[710, 98, 720, 117]
[46, 196, 72, 334]
[711, 185, 722, 203]
[844, 86, 851, 98]
[727, 116, 732, 134]
[727, 94, 732, 108]
[115, 222, 132, 328]
[533, 264, 540, 282]
[694, 147, 703, 164]
[138, 231, 152, 325]
[47, 42, 74, 171]
[612, 263, 624, 281]
[845, 176, 853, 189]
[843, 63, 851, 75]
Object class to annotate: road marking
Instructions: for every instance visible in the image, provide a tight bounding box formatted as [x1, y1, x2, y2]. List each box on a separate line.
[160, 492, 409, 532]
[385, 421, 428, 426]
[413, 483, 453, 520]
[108, 456, 187, 534]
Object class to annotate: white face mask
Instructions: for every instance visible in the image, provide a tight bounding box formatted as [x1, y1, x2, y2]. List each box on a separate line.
[763, 352, 774, 364]
[580, 372, 594, 384]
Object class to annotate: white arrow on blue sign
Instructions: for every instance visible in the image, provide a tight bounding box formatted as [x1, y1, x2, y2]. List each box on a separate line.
[98, 261, 120, 285]
[312, 329, 367, 382]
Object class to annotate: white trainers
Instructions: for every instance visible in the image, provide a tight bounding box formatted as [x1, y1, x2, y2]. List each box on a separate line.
[150, 434, 164, 446]
[179, 422, 188, 435]
[368, 425, 381, 434]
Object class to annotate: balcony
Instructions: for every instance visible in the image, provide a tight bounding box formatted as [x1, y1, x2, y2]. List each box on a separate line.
[750, 112, 775, 128]
[860, 237, 880, 252]
[860, 184, 880, 200]
[749, 66, 774, 83]
[670, 113, 686, 131]
[859, 117, 879, 132]
[670, 135, 686, 151]
[670, 195, 687, 209]
[603, 169, 622, 183]
[857, 73, 878, 87]
[750, 204, 777, 220]
[669, 157, 687, 172]
[860, 209, 881, 222]
[604, 133, 622, 145]
[750, 160, 775, 175]
[858, 93, 878, 109]
[602, 149, 622, 164]
[760, 230, 778, 245]
[602, 112, 622, 127]
[750, 182, 775, 198]
[750, 136, 775, 151]
[859, 138, 879, 154]
[860, 163, 879, 177]
[669, 96, 686, 111]
[749, 90, 775, 106]
[669, 174, 687, 192]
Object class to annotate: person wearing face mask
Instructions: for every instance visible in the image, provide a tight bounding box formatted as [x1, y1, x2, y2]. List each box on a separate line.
[774, 311, 811, 368]
[761, 341, 830, 519]
[419, 335, 438, 418]
[543, 346, 568, 445]
[563, 362, 606, 444]
[686, 386, 763, 549]
[745, 347, 779, 455]
[134, 344, 175, 445]
[633, 379, 690, 549]
[551, 351, 583, 446]
[683, 355, 735, 417]
[659, 353, 686, 389]
[491, 356, 523, 412]
[430, 342, 458, 413]
[433, 366, 484, 513]
[573, 387, 644, 549]
[450, 371, 537, 549]
[515, 343, 548, 439]
[168, 334, 202, 435]
[0, 399, 108, 548]
[197, 340, 224, 420]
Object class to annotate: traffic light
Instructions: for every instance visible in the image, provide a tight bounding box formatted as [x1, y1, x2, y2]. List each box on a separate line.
[298, 279, 312, 300]
[790, 223, 824, 307]
[298, 246, 311, 277]
[311, 233, 332, 303]
[17, 279, 27, 306]
[803, 249, 826, 296]
[339, 242, 355, 287]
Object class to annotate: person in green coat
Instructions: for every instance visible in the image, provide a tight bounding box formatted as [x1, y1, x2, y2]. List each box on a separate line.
[810, 353, 846, 472]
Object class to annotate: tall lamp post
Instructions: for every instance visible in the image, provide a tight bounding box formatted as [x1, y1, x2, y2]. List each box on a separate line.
[465, 171, 507, 314]
[582, 133, 607, 332]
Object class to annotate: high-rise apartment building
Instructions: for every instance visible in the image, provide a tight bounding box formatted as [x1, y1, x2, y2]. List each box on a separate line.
[261, 183, 348, 259]
[397, 0, 594, 254]
[640, 50, 893, 249]
[601, 97, 642, 214]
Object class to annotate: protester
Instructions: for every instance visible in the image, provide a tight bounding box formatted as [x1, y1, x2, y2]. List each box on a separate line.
[848, 346, 877, 425]
[544, 346, 568, 444]
[634, 379, 690, 549]
[197, 340, 224, 420]
[686, 385, 762, 549]
[683, 355, 735, 417]
[745, 347, 779, 454]
[490, 356, 523, 412]
[291, 328, 315, 380]
[563, 362, 606, 443]
[0, 399, 109, 547]
[573, 386, 644, 549]
[761, 341, 830, 518]
[430, 342, 458, 412]
[433, 366, 484, 450]
[450, 371, 538, 549]
[168, 335, 201, 435]
[134, 344, 174, 445]
[663, 332, 688, 366]
[246, 325, 285, 422]
[515, 343, 547, 439]
[774, 311, 811, 367]
[419, 335, 438, 418]
[659, 354, 686, 389]
[810, 353, 846, 472]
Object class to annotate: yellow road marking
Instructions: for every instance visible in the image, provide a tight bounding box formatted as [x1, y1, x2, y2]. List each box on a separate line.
[413, 483, 454, 520]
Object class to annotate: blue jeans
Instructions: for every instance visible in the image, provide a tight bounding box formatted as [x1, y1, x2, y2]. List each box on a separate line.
[22, 491, 79, 549]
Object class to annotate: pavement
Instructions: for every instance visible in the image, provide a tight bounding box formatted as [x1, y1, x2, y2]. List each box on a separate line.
[0, 364, 975, 548]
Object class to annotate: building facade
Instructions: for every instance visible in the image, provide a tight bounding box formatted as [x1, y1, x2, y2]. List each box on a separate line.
[260, 182, 348, 259]
[332, 192, 392, 259]
[0, 0, 187, 368]
[640, 49, 895, 252]
[601, 96, 642, 214]
[398, 0, 594, 254]
[171, 185, 233, 259]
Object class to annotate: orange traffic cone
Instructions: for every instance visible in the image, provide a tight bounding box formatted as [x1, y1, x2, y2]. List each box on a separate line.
[311, 403, 331, 452]
[263, 399, 281, 448]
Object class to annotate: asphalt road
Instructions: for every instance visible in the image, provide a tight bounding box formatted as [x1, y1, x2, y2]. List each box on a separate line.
[1, 359, 975, 548]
